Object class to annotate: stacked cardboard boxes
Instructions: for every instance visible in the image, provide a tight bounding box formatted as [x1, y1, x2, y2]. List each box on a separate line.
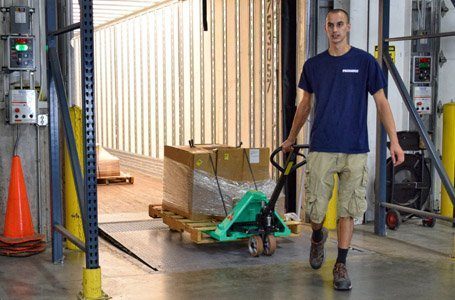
[163, 145, 272, 220]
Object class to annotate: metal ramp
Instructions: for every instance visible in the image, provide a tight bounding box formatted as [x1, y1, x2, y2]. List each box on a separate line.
[98, 219, 366, 273]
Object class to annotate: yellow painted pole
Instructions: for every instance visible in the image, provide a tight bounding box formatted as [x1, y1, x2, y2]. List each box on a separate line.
[441, 103, 455, 218]
[452, 232, 455, 260]
[323, 175, 338, 230]
[64, 106, 85, 250]
[78, 268, 109, 300]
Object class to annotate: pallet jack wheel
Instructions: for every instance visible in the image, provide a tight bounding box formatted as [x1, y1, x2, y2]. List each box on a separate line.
[263, 234, 277, 256]
[386, 209, 401, 230]
[422, 217, 436, 228]
[248, 236, 264, 257]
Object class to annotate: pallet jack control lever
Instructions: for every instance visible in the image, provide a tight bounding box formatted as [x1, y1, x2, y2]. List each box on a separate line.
[262, 144, 309, 221]
[270, 144, 310, 174]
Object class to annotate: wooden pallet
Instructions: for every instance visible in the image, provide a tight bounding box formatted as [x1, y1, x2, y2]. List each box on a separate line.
[149, 204, 303, 244]
[97, 172, 134, 185]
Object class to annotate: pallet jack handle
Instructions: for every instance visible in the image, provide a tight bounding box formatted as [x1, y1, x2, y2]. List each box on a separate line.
[270, 144, 309, 174]
[264, 144, 309, 215]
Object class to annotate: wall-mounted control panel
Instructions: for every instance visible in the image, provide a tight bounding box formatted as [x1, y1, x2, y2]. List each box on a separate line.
[6, 36, 35, 70]
[412, 56, 431, 83]
[8, 89, 37, 124]
[413, 86, 432, 114]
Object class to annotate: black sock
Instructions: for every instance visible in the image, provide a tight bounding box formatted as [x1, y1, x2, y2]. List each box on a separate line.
[336, 247, 349, 264]
[312, 228, 323, 243]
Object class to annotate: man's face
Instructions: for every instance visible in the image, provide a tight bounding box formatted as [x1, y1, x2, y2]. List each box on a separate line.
[325, 12, 351, 45]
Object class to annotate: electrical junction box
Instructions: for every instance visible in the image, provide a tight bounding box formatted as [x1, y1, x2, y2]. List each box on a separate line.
[412, 56, 431, 83]
[413, 86, 432, 114]
[6, 36, 35, 70]
[9, 6, 32, 34]
[8, 89, 37, 124]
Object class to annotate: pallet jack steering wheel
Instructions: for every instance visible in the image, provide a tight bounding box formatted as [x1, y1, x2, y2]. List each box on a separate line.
[248, 144, 309, 257]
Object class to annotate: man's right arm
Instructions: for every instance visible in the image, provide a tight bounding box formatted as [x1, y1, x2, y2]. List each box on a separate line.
[282, 90, 312, 152]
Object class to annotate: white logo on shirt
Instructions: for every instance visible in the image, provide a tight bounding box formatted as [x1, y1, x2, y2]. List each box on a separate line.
[342, 69, 359, 73]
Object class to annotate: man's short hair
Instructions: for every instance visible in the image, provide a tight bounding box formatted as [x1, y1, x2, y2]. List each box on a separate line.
[326, 9, 350, 23]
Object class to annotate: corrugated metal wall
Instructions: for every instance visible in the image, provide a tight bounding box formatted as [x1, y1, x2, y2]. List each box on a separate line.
[73, 0, 282, 159]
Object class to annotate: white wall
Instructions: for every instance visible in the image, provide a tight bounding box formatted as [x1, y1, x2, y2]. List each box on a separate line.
[350, 0, 412, 220]
[73, 0, 282, 160]
[439, 2, 455, 107]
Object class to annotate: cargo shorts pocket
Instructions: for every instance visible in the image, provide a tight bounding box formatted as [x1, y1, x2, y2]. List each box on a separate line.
[304, 168, 318, 220]
[304, 153, 313, 199]
[348, 165, 368, 218]
[304, 169, 314, 208]
[304, 169, 311, 195]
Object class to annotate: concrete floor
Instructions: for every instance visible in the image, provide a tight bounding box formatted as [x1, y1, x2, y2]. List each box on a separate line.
[0, 220, 454, 300]
[1, 167, 454, 299]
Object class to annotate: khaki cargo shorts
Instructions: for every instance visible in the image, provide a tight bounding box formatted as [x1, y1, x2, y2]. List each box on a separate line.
[305, 152, 368, 224]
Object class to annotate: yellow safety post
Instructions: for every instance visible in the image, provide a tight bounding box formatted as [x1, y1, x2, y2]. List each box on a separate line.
[64, 106, 85, 249]
[78, 268, 109, 300]
[441, 103, 455, 218]
[452, 232, 455, 260]
[323, 175, 338, 230]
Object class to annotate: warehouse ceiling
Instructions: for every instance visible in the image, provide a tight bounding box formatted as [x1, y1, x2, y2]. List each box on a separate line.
[72, 0, 167, 27]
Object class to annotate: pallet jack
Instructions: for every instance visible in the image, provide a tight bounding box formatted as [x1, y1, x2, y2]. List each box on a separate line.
[207, 144, 309, 256]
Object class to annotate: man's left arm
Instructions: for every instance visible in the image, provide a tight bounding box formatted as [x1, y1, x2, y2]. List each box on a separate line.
[373, 88, 405, 166]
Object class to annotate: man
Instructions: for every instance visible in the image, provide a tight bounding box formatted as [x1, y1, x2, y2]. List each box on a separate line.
[282, 9, 404, 291]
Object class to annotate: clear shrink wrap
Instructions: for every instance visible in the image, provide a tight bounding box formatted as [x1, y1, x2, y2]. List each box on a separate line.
[162, 145, 275, 220]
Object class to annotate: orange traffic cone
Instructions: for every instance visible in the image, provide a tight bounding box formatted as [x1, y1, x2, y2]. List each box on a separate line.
[0, 155, 44, 256]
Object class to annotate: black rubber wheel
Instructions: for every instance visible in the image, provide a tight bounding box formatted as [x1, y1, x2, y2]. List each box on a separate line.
[386, 209, 401, 230]
[422, 217, 436, 228]
[248, 236, 264, 257]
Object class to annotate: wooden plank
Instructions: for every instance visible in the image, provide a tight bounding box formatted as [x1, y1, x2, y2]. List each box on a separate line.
[179, 219, 212, 224]
[189, 228, 203, 243]
[162, 215, 185, 232]
[97, 171, 132, 180]
[97, 171, 134, 185]
[288, 224, 303, 235]
[193, 226, 217, 231]
[185, 222, 217, 227]
[148, 205, 163, 218]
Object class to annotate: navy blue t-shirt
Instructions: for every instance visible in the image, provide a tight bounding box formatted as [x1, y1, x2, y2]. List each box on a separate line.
[299, 47, 387, 153]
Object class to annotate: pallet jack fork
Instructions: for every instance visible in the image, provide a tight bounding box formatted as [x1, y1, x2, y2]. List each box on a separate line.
[207, 145, 309, 256]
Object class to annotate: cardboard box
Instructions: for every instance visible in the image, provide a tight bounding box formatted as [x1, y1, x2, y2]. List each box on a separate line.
[96, 145, 120, 177]
[241, 148, 270, 182]
[163, 145, 270, 220]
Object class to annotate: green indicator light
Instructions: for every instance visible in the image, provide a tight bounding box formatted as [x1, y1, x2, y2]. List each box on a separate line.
[15, 44, 29, 52]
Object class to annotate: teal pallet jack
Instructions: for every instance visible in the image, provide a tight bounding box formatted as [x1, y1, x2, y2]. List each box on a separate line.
[207, 145, 309, 256]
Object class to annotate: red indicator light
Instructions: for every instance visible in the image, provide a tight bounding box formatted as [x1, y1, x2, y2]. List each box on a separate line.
[16, 38, 27, 44]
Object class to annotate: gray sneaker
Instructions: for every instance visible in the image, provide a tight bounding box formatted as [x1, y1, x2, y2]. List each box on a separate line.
[309, 227, 328, 269]
[333, 262, 352, 291]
